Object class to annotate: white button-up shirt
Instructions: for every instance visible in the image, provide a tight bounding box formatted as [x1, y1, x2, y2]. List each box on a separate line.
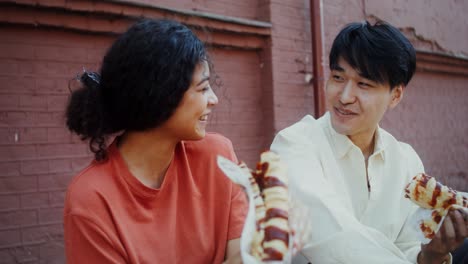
[271, 113, 426, 264]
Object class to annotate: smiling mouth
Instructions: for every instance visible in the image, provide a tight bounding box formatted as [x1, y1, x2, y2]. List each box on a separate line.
[199, 114, 208, 121]
[335, 107, 357, 116]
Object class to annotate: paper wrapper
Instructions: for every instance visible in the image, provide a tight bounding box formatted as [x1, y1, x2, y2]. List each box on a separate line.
[409, 192, 468, 245]
[217, 156, 310, 264]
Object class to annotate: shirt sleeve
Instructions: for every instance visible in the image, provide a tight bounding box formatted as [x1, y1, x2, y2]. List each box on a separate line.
[394, 143, 425, 263]
[271, 132, 413, 264]
[64, 212, 127, 264]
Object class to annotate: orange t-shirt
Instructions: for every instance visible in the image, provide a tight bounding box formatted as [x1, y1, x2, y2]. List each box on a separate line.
[64, 133, 247, 264]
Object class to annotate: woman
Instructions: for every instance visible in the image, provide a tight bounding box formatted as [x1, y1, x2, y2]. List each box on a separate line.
[64, 19, 247, 264]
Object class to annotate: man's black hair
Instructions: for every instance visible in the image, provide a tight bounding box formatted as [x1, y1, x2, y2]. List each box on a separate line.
[329, 20, 416, 89]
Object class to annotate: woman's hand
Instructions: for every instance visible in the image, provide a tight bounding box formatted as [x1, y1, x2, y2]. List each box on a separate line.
[223, 238, 242, 264]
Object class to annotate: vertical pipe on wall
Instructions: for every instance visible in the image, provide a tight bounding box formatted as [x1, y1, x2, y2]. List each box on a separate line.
[310, 0, 326, 118]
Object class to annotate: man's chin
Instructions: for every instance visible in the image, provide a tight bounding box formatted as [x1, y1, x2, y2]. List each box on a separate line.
[330, 120, 353, 136]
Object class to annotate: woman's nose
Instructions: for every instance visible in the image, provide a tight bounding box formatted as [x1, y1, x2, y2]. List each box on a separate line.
[208, 89, 218, 106]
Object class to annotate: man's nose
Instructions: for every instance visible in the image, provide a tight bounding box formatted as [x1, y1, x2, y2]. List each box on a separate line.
[339, 81, 356, 104]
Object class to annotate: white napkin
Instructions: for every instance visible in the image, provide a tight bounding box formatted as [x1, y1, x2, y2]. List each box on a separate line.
[409, 192, 468, 244]
[217, 156, 309, 264]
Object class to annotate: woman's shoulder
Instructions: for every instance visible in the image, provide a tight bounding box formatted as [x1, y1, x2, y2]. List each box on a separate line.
[65, 160, 116, 212]
[184, 132, 234, 156]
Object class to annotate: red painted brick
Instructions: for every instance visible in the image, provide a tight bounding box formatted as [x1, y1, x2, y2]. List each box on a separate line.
[46, 95, 69, 112]
[0, 162, 20, 177]
[0, 128, 48, 144]
[0, 76, 36, 95]
[0, 176, 37, 194]
[0, 194, 20, 212]
[0, 248, 17, 263]
[0, 145, 36, 161]
[0, 94, 20, 110]
[36, 144, 87, 159]
[0, 111, 63, 128]
[87, 48, 108, 63]
[21, 224, 63, 244]
[20, 160, 49, 176]
[39, 242, 65, 264]
[48, 191, 65, 207]
[19, 128, 48, 143]
[0, 112, 27, 128]
[1, 245, 40, 263]
[38, 173, 73, 191]
[38, 207, 63, 224]
[35, 78, 69, 95]
[71, 157, 92, 172]
[0, 43, 35, 60]
[21, 192, 49, 209]
[0, 229, 21, 248]
[35, 45, 88, 63]
[0, 60, 19, 75]
[19, 94, 48, 110]
[0, 210, 37, 228]
[46, 127, 72, 143]
[48, 159, 72, 174]
[32, 61, 73, 77]
[34, 112, 66, 127]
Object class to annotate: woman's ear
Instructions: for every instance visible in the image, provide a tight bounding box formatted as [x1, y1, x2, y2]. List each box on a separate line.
[389, 85, 404, 109]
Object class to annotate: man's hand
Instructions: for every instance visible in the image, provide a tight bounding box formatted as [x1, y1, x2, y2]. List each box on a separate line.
[418, 208, 468, 264]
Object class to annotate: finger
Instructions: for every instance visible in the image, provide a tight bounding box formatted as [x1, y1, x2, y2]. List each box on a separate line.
[452, 209, 467, 240]
[443, 211, 458, 251]
[461, 208, 468, 232]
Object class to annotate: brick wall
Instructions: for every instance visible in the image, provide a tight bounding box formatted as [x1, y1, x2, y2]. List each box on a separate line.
[268, 0, 314, 135]
[208, 48, 265, 165]
[0, 26, 112, 263]
[382, 72, 468, 190]
[128, 0, 261, 21]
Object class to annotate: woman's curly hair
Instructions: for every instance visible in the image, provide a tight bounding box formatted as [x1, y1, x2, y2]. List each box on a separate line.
[66, 19, 207, 161]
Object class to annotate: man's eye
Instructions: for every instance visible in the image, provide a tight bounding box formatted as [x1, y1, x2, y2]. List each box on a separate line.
[333, 75, 344, 81]
[358, 82, 372, 88]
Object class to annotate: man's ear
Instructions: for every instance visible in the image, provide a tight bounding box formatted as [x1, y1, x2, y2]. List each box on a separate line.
[389, 85, 404, 109]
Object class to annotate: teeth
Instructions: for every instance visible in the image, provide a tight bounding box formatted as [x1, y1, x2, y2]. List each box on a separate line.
[199, 115, 208, 121]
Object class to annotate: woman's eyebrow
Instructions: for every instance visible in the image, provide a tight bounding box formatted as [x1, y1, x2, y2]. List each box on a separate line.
[196, 76, 210, 86]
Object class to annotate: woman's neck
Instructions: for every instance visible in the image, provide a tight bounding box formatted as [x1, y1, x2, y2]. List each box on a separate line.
[117, 130, 178, 189]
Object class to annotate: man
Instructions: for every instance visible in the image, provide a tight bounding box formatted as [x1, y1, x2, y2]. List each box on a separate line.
[271, 21, 467, 264]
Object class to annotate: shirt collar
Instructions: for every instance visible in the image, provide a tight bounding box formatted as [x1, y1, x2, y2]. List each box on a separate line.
[373, 126, 387, 161]
[325, 112, 387, 160]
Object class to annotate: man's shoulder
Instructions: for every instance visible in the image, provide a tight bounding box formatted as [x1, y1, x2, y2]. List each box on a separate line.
[272, 115, 328, 156]
[379, 127, 423, 173]
[379, 128, 419, 156]
[276, 115, 322, 141]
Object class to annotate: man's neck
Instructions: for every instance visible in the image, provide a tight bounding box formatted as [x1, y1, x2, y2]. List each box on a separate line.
[348, 130, 376, 161]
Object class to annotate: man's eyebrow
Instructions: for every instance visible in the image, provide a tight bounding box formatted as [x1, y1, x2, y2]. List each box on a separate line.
[196, 76, 210, 86]
[331, 65, 344, 71]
